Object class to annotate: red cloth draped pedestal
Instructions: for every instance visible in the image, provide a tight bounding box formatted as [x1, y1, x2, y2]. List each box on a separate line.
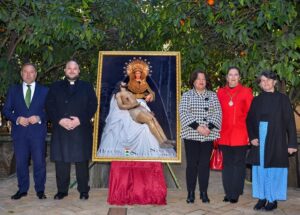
[108, 161, 167, 205]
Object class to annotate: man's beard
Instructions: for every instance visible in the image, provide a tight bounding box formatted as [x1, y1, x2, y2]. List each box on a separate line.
[66, 74, 79, 81]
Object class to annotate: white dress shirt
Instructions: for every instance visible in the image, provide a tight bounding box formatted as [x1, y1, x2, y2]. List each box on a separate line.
[17, 81, 40, 124]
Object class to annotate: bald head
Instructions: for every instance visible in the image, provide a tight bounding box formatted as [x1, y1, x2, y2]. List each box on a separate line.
[64, 60, 80, 81]
[66, 60, 79, 68]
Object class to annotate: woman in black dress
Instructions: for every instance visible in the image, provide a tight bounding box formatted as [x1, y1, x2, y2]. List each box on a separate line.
[246, 70, 298, 211]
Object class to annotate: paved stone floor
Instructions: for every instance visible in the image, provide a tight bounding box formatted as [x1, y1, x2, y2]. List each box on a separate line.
[0, 160, 300, 215]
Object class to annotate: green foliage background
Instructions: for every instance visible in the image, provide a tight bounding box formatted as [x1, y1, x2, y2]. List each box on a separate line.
[0, 0, 299, 113]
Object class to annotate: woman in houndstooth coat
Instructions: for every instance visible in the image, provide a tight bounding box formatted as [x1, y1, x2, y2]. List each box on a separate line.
[179, 69, 222, 204]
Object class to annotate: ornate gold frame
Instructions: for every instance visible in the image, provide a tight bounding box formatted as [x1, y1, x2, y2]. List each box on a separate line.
[92, 51, 181, 162]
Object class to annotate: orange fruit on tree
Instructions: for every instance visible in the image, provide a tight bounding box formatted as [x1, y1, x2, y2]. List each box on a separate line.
[207, 0, 214, 6]
[180, 19, 185, 26]
[240, 51, 246, 57]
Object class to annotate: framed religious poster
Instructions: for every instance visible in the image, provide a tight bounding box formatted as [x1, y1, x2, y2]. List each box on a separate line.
[92, 51, 181, 162]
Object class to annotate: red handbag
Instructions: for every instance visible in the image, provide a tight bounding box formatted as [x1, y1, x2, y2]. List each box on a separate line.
[210, 141, 223, 170]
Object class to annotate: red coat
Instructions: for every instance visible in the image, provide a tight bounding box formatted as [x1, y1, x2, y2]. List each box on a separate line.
[217, 84, 253, 146]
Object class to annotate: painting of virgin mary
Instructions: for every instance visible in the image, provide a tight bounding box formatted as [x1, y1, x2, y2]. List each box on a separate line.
[92, 51, 181, 162]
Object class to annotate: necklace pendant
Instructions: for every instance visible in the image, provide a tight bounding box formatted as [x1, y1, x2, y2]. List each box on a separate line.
[228, 100, 234, 106]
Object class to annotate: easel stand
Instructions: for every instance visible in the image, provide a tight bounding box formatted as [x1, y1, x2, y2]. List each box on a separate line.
[166, 163, 181, 189]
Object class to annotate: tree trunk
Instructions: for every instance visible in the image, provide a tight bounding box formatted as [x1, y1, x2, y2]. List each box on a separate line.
[288, 153, 299, 187]
[90, 162, 110, 188]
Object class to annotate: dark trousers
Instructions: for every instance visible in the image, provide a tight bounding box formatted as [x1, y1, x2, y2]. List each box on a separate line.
[184, 139, 213, 193]
[14, 137, 46, 193]
[55, 160, 90, 194]
[220, 145, 248, 200]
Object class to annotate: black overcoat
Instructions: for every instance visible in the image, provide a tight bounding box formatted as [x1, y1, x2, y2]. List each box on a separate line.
[246, 91, 298, 168]
[46, 79, 98, 162]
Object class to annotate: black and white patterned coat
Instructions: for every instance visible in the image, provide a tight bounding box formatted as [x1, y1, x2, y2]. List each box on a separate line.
[179, 89, 222, 142]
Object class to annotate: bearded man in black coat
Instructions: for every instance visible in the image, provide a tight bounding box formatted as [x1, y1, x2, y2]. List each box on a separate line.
[46, 60, 98, 200]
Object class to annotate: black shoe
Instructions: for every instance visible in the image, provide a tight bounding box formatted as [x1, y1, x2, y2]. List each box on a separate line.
[37, 191, 47, 199]
[200, 192, 210, 203]
[54, 192, 68, 200]
[230, 198, 239, 203]
[264, 201, 277, 211]
[253, 199, 266, 210]
[223, 196, 230, 202]
[11, 191, 27, 200]
[186, 191, 195, 204]
[80, 192, 89, 200]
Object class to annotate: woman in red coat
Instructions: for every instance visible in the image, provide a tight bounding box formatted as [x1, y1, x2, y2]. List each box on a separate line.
[217, 66, 253, 203]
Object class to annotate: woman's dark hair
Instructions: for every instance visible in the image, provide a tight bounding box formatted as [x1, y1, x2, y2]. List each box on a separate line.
[256, 70, 278, 84]
[189, 69, 211, 90]
[227, 66, 240, 75]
